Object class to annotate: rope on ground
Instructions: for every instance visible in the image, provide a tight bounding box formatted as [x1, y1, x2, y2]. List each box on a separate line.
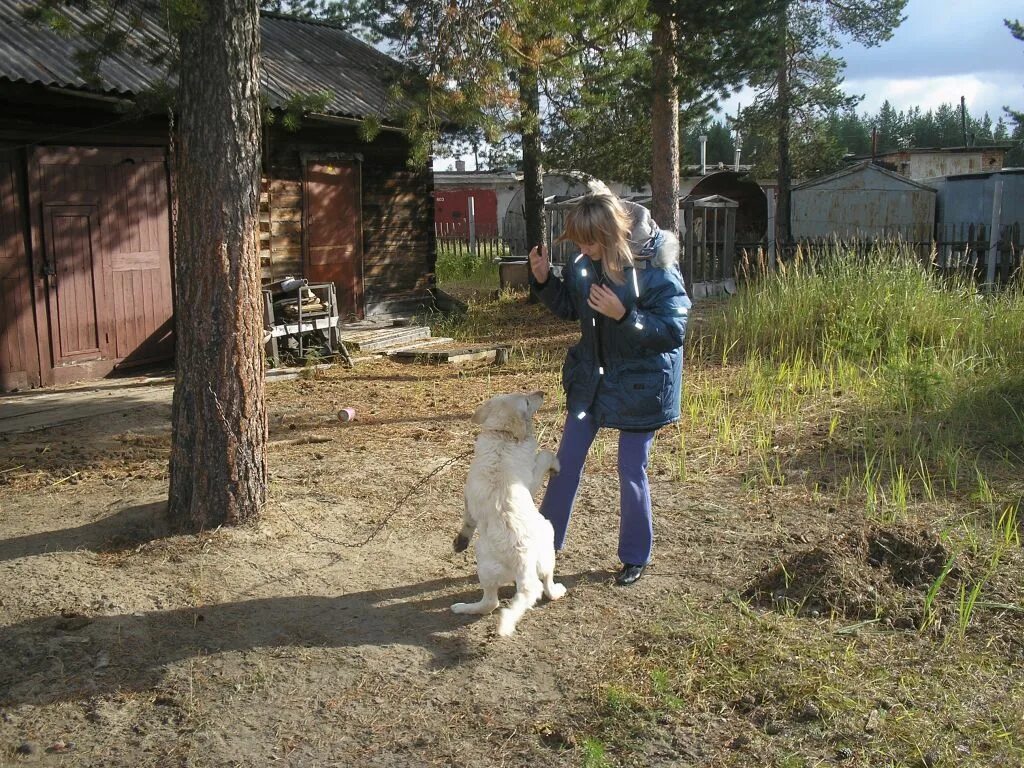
[289, 448, 475, 548]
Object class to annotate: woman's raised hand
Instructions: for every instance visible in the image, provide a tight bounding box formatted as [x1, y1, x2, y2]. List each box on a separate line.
[587, 284, 627, 321]
[529, 244, 550, 284]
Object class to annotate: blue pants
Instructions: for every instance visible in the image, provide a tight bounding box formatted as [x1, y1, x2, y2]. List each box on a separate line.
[539, 413, 656, 566]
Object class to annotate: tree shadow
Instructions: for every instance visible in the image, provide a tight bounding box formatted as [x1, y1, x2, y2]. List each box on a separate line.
[0, 390, 171, 429]
[0, 501, 169, 563]
[269, 404, 564, 434]
[0, 570, 603, 707]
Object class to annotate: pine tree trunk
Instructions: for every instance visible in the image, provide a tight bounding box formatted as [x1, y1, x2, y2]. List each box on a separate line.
[519, 63, 545, 252]
[168, 0, 267, 530]
[775, 3, 792, 250]
[650, 1, 679, 235]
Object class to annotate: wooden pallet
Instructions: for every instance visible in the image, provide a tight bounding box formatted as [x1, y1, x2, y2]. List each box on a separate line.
[388, 345, 511, 365]
[386, 336, 456, 353]
[337, 325, 432, 352]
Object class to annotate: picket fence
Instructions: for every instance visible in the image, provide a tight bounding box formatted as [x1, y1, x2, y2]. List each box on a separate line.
[434, 220, 1023, 291]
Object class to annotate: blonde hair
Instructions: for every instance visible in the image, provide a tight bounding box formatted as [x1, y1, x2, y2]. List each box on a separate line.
[557, 192, 633, 285]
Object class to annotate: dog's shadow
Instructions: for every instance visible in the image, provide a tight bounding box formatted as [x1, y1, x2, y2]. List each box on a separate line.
[0, 570, 609, 707]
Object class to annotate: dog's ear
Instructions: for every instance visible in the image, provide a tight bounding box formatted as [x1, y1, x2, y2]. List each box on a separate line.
[525, 390, 545, 415]
[471, 399, 491, 425]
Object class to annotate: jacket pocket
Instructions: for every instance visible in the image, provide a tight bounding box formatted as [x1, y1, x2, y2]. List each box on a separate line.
[618, 371, 668, 418]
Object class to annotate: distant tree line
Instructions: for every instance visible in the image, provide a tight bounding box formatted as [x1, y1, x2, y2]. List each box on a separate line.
[733, 100, 1024, 179]
[481, 100, 1023, 182]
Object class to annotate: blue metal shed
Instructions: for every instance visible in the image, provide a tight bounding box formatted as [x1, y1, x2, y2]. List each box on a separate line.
[921, 169, 1024, 232]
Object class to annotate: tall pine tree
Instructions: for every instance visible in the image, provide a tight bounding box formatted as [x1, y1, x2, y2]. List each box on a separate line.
[647, 0, 781, 233]
[744, 0, 907, 247]
[28, 0, 268, 530]
[323, 0, 646, 251]
[545, 1, 780, 231]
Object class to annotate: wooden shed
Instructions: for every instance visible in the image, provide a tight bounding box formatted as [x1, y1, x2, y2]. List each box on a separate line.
[0, 3, 434, 392]
[791, 161, 936, 242]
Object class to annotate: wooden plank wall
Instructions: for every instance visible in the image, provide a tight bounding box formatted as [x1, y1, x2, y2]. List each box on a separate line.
[362, 163, 435, 312]
[259, 173, 303, 282]
[262, 126, 435, 316]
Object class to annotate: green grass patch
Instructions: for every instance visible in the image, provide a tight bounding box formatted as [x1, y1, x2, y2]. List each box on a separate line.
[673, 245, 1024, 512]
[700, 246, 1024, 374]
[579, 245, 1024, 766]
[582, 599, 1024, 767]
[435, 240, 502, 294]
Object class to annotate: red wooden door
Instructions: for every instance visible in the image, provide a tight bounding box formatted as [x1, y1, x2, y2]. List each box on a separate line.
[0, 153, 39, 390]
[29, 147, 174, 384]
[43, 204, 108, 364]
[304, 159, 363, 319]
[103, 155, 174, 365]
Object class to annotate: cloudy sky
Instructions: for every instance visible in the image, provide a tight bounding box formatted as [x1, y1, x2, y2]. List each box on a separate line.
[441, 1, 1022, 169]
[721, 0, 1023, 122]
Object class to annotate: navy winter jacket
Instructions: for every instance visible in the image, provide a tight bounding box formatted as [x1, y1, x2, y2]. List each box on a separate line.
[533, 248, 691, 431]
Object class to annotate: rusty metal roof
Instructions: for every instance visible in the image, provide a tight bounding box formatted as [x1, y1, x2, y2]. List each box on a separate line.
[793, 161, 937, 192]
[0, 1, 407, 121]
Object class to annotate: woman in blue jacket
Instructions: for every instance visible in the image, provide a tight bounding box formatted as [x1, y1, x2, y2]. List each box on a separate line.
[529, 192, 690, 586]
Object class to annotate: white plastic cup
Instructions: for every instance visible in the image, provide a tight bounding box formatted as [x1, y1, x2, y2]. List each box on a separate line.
[337, 407, 356, 422]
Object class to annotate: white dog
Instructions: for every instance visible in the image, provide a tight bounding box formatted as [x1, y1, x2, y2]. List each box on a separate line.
[452, 391, 565, 636]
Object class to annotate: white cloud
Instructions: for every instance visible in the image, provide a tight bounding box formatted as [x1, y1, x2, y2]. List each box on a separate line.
[712, 72, 1021, 126]
[847, 72, 1021, 119]
[712, 0, 1024, 122]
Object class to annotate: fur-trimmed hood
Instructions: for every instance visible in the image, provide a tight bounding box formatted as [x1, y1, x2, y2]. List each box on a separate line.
[565, 181, 680, 269]
[620, 200, 678, 269]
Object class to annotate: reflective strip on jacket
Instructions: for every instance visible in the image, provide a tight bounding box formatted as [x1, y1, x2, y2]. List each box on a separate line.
[533, 255, 690, 431]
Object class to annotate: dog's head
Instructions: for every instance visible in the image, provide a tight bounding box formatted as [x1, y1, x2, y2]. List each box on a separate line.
[471, 391, 545, 441]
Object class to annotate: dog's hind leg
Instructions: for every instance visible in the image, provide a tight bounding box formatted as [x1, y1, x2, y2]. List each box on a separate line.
[539, 550, 567, 601]
[496, 571, 542, 636]
[541, 570, 567, 601]
[451, 583, 500, 615]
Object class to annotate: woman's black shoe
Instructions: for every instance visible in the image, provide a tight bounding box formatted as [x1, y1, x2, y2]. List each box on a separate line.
[615, 563, 646, 586]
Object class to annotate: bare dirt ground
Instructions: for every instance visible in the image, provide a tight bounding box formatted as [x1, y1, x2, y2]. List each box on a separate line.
[0, 298, 1021, 767]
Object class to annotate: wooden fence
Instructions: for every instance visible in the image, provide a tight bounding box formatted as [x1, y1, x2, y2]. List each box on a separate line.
[436, 215, 1022, 292]
[434, 223, 511, 261]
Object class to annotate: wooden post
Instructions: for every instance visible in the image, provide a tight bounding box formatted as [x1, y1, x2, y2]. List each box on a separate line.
[723, 206, 735, 283]
[683, 202, 694, 295]
[984, 180, 1003, 290]
[766, 188, 777, 270]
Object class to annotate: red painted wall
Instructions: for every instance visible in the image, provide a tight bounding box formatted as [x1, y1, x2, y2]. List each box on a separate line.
[434, 188, 498, 236]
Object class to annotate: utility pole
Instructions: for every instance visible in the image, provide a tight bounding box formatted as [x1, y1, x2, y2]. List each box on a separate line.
[960, 95, 968, 147]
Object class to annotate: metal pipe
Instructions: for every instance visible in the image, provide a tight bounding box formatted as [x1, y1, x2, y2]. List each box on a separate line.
[45, 86, 133, 106]
[307, 112, 407, 133]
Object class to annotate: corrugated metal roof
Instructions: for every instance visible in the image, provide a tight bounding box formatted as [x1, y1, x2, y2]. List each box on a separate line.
[794, 161, 936, 193]
[0, 1, 407, 121]
[0, 0, 167, 96]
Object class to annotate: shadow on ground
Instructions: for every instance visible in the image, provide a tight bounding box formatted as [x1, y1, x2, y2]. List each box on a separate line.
[0, 502, 170, 563]
[0, 570, 605, 707]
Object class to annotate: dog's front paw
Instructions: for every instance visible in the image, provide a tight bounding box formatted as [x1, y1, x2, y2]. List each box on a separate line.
[453, 533, 470, 553]
[451, 602, 471, 614]
[548, 582, 567, 601]
[538, 449, 559, 476]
